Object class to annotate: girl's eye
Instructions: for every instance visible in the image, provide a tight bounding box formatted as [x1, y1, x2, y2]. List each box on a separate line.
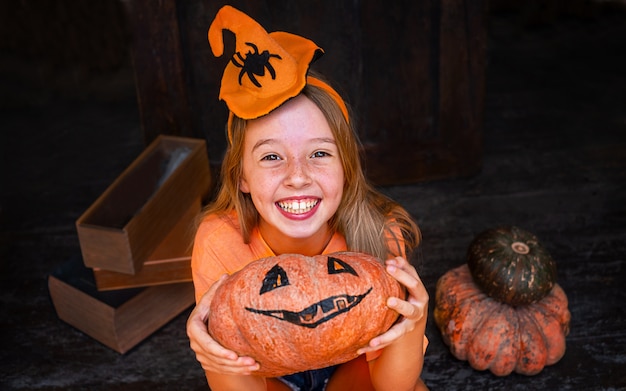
[311, 151, 330, 158]
[261, 154, 280, 161]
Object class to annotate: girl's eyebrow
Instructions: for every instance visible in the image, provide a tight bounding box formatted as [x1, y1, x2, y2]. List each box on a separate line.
[312, 137, 337, 145]
[252, 138, 275, 152]
[251, 137, 337, 152]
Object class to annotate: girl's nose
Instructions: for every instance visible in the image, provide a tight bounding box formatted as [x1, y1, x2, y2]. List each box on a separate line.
[284, 159, 312, 188]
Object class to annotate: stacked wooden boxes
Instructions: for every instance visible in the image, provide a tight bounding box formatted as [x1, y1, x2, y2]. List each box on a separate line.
[49, 135, 211, 353]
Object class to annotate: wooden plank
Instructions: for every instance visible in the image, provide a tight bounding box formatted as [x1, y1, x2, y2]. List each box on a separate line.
[125, 0, 193, 144]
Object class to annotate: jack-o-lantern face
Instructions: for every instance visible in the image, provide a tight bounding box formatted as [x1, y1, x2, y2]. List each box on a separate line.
[208, 252, 403, 377]
[246, 256, 372, 328]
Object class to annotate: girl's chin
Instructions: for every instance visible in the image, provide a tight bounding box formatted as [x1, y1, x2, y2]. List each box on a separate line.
[272, 220, 328, 240]
[276, 224, 324, 239]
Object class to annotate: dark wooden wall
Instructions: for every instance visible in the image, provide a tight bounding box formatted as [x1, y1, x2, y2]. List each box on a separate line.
[5, 1, 621, 184]
[0, 0, 129, 73]
[126, 0, 487, 185]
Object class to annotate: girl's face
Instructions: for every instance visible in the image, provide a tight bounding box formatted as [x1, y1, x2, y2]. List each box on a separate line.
[240, 94, 345, 253]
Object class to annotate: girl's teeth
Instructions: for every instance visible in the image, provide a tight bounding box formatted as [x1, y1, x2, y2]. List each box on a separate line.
[278, 200, 318, 214]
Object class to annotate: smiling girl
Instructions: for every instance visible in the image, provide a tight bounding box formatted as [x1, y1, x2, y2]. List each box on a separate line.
[187, 6, 428, 391]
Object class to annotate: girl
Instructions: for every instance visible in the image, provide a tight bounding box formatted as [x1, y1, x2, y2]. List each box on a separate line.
[187, 6, 428, 391]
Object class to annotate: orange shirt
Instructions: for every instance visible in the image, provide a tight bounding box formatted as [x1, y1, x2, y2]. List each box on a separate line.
[191, 210, 349, 303]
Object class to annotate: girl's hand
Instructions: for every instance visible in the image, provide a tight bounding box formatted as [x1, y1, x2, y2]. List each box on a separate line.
[187, 274, 260, 374]
[357, 256, 429, 355]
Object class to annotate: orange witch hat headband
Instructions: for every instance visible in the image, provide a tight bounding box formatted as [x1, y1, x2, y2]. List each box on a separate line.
[208, 6, 349, 142]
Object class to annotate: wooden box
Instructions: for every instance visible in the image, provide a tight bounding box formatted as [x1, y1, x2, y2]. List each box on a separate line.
[127, 0, 487, 185]
[48, 258, 195, 354]
[76, 135, 211, 274]
[91, 196, 199, 291]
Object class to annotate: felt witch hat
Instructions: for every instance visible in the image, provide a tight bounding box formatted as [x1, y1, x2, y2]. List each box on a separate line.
[208, 5, 348, 125]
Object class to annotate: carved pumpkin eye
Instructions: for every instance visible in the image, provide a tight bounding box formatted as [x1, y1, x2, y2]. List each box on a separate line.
[260, 264, 290, 294]
[327, 256, 358, 277]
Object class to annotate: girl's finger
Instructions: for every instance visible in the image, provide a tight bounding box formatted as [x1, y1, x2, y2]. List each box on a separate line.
[356, 320, 407, 355]
[388, 296, 425, 321]
[387, 263, 429, 302]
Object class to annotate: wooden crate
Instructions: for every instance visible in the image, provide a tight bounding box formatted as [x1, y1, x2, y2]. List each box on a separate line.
[91, 196, 199, 290]
[48, 258, 195, 354]
[127, 0, 487, 185]
[76, 135, 211, 274]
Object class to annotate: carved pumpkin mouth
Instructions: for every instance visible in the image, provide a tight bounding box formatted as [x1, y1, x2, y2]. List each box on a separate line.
[245, 287, 372, 328]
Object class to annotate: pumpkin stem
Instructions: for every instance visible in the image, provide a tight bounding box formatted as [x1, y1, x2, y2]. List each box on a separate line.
[511, 242, 530, 254]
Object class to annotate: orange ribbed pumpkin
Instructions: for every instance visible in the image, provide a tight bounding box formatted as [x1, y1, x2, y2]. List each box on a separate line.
[208, 251, 403, 377]
[434, 264, 571, 376]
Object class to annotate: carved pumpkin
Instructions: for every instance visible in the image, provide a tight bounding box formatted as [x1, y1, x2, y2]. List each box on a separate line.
[434, 227, 570, 376]
[208, 251, 403, 377]
[467, 226, 557, 306]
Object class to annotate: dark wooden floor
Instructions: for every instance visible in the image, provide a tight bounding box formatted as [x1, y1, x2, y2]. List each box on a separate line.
[1, 9, 625, 391]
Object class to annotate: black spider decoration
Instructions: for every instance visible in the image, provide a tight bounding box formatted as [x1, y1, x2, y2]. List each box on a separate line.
[231, 42, 282, 87]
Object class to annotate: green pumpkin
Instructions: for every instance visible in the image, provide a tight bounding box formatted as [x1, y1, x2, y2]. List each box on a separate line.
[467, 226, 557, 306]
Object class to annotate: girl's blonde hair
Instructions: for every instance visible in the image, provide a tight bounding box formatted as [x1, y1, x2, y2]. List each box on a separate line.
[199, 74, 420, 260]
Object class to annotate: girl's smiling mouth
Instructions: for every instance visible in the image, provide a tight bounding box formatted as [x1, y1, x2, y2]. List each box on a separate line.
[277, 198, 320, 215]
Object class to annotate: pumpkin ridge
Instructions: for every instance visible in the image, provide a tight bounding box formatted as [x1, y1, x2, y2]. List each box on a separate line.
[526, 299, 567, 365]
[448, 280, 486, 301]
[434, 265, 490, 360]
[489, 305, 520, 376]
[515, 308, 548, 375]
[445, 265, 486, 300]
[446, 292, 488, 359]
[466, 303, 509, 372]
[535, 284, 571, 335]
